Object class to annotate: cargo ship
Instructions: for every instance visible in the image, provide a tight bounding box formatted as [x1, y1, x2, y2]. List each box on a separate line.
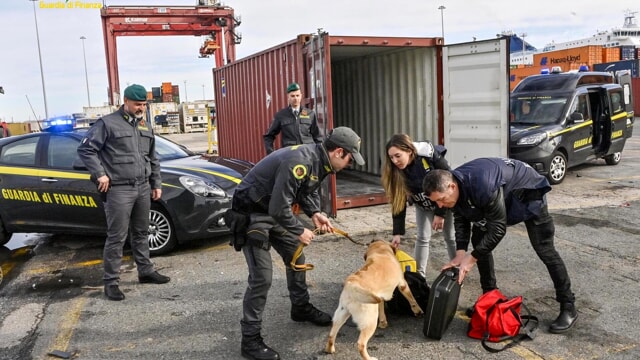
[510, 10, 640, 67]
[542, 10, 640, 51]
[509, 10, 640, 90]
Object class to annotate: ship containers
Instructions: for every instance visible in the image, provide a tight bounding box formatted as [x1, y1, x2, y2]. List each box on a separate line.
[148, 102, 179, 134]
[533, 45, 603, 70]
[633, 78, 640, 115]
[620, 46, 637, 60]
[593, 59, 639, 78]
[213, 33, 510, 215]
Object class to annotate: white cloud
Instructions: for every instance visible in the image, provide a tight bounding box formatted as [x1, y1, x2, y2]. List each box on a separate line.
[0, 0, 637, 122]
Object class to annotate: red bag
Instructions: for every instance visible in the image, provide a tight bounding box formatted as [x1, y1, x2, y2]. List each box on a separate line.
[467, 289, 538, 352]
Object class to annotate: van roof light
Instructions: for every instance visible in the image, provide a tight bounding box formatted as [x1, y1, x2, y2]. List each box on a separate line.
[578, 65, 589, 72]
[551, 66, 563, 73]
[540, 68, 550, 75]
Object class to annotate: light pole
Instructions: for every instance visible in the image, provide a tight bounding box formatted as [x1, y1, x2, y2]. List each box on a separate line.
[29, 0, 49, 120]
[183, 80, 188, 102]
[438, 5, 446, 43]
[80, 36, 91, 107]
[202, 84, 205, 100]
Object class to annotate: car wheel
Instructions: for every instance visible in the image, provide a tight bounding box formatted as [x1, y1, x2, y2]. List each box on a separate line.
[148, 205, 177, 256]
[0, 219, 11, 246]
[548, 152, 567, 185]
[604, 152, 621, 165]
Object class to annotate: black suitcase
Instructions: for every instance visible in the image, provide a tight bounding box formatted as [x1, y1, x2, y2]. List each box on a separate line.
[423, 267, 461, 340]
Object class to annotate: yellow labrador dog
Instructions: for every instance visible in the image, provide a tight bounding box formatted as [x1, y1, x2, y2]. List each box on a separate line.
[325, 239, 424, 360]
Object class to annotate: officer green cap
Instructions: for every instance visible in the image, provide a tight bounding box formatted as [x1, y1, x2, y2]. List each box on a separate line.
[286, 82, 300, 93]
[123, 84, 148, 101]
[326, 126, 365, 165]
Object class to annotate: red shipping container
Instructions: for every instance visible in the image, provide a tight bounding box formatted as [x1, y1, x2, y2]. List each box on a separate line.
[162, 93, 174, 102]
[172, 85, 180, 96]
[632, 78, 640, 117]
[213, 34, 509, 214]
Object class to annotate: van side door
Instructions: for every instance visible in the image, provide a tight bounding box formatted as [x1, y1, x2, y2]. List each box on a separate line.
[615, 70, 634, 138]
[605, 88, 628, 155]
[593, 88, 614, 157]
[565, 93, 593, 165]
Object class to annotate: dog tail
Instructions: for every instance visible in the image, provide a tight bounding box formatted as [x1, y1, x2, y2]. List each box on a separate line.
[344, 281, 384, 304]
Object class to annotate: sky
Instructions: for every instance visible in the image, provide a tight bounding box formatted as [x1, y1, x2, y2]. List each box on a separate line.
[0, 0, 638, 122]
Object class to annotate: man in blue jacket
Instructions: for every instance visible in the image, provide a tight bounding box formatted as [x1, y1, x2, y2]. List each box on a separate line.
[422, 157, 577, 334]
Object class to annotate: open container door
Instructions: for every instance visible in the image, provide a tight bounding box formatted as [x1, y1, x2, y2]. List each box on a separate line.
[442, 38, 510, 168]
[303, 32, 336, 216]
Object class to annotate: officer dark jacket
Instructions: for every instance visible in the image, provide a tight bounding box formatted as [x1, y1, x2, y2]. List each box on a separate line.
[263, 106, 322, 154]
[232, 143, 332, 236]
[77, 106, 162, 189]
[451, 157, 551, 259]
[392, 142, 450, 235]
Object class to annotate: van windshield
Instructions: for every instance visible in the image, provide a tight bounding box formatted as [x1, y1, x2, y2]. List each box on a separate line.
[510, 96, 570, 125]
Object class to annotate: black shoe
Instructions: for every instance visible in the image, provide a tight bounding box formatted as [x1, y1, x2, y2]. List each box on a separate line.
[241, 335, 280, 360]
[291, 303, 332, 326]
[549, 302, 578, 334]
[104, 285, 125, 301]
[139, 271, 171, 284]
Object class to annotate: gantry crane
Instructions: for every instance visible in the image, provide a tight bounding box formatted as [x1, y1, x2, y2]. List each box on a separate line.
[101, 2, 241, 106]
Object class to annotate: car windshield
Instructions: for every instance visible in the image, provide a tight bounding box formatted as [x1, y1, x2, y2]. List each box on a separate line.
[155, 135, 196, 161]
[510, 95, 570, 125]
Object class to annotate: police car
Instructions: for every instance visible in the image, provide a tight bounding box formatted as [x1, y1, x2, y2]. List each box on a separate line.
[0, 125, 252, 255]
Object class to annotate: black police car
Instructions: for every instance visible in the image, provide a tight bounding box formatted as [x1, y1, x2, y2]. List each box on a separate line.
[0, 126, 252, 255]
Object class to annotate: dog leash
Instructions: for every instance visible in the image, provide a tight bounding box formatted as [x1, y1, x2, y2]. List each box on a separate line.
[290, 227, 366, 272]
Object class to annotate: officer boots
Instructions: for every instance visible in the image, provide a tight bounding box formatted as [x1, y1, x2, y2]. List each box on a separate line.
[549, 302, 578, 334]
[241, 335, 280, 360]
[291, 303, 332, 326]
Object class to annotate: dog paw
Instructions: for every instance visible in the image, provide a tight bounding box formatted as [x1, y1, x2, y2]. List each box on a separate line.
[411, 305, 424, 316]
[378, 320, 388, 329]
[324, 346, 335, 354]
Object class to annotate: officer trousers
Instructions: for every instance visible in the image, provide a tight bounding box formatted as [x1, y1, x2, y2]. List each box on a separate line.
[240, 213, 310, 338]
[103, 182, 155, 285]
[472, 205, 575, 304]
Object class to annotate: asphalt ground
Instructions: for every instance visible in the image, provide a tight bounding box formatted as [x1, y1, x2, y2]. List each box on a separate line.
[0, 130, 638, 359]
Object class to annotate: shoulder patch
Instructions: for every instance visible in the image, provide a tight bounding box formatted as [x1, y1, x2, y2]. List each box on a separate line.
[292, 164, 307, 179]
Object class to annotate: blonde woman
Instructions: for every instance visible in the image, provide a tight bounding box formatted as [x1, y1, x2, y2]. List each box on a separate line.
[382, 134, 456, 277]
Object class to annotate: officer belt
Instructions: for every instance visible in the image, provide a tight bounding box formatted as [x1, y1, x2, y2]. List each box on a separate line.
[111, 179, 148, 186]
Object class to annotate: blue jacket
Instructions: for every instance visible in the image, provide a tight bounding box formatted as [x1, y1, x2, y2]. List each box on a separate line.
[392, 142, 450, 235]
[451, 157, 551, 258]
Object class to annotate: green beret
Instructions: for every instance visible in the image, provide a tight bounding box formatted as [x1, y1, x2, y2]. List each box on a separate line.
[286, 82, 300, 93]
[124, 84, 148, 101]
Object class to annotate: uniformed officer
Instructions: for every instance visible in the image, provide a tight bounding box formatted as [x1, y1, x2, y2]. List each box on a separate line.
[233, 127, 365, 360]
[422, 158, 578, 334]
[77, 84, 170, 301]
[263, 82, 322, 155]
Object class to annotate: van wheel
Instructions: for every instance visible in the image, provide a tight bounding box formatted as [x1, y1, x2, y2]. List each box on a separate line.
[604, 152, 621, 165]
[548, 152, 567, 185]
[148, 205, 177, 256]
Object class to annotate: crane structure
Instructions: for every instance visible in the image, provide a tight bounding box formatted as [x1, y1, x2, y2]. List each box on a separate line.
[101, 3, 240, 105]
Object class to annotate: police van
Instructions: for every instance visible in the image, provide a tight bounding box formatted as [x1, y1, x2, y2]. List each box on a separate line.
[509, 66, 635, 184]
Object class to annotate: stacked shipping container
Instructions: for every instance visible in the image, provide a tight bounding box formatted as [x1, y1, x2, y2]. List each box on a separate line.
[510, 45, 640, 90]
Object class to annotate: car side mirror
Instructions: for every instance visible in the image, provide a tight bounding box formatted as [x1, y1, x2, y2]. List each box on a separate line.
[569, 111, 584, 123]
[72, 159, 87, 170]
